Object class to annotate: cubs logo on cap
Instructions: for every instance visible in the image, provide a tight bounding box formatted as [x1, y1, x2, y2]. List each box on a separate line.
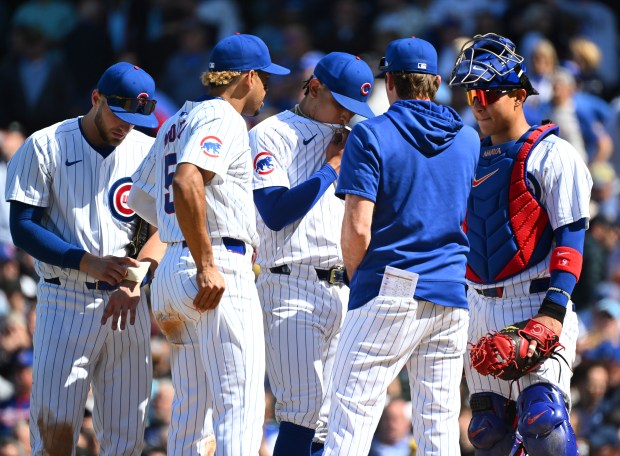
[97, 62, 159, 129]
[201, 136, 222, 157]
[254, 152, 276, 175]
[313, 52, 375, 119]
[108, 177, 135, 222]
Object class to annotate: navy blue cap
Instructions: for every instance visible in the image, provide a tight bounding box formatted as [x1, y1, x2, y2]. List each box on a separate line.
[208, 34, 290, 75]
[97, 62, 158, 129]
[313, 52, 375, 119]
[379, 37, 438, 75]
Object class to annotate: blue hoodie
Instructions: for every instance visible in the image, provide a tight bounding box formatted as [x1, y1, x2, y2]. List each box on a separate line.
[336, 99, 480, 310]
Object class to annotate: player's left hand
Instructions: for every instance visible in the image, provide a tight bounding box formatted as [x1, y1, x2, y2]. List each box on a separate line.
[101, 281, 140, 330]
[526, 314, 563, 358]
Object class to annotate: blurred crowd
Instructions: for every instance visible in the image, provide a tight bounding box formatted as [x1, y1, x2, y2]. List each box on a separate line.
[0, 0, 619, 454]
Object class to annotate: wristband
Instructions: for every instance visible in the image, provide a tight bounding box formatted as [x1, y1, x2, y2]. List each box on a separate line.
[538, 298, 567, 323]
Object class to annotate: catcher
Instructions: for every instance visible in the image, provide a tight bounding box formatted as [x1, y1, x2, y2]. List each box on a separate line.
[450, 34, 592, 455]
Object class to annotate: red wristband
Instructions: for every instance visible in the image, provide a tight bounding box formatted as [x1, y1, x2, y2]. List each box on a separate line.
[549, 246, 582, 281]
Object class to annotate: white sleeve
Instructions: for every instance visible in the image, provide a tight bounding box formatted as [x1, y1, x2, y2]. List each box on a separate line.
[5, 135, 52, 206]
[127, 185, 157, 226]
[249, 124, 291, 190]
[177, 106, 235, 185]
[529, 135, 593, 230]
[131, 140, 158, 198]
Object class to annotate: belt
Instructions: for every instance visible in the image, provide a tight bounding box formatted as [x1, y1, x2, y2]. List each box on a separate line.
[44, 277, 120, 291]
[182, 237, 246, 255]
[472, 277, 550, 298]
[269, 264, 346, 285]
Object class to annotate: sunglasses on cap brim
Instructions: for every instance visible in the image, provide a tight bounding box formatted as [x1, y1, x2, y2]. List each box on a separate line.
[465, 89, 514, 107]
[104, 95, 157, 115]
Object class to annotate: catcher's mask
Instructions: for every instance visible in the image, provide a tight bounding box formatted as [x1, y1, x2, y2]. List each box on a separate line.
[449, 33, 538, 99]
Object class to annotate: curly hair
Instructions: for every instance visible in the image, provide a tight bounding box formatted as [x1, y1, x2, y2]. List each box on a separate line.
[201, 70, 243, 87]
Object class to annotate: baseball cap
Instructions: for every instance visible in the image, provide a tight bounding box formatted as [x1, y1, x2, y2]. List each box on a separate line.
[378, 37, 438, 75]
[313, 52, 375, 119]
[97, 62, 158, 129]
[208, 33, 290, 75]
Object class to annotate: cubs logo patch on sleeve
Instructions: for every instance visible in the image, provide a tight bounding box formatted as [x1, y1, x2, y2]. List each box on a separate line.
[254, 151, 275, 175]
[200, 136, 222, 157]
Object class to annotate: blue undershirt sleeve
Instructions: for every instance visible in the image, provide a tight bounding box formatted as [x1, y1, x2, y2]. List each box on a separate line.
[253, 163, 338, 231]
[9, 201, 87, 269]
[545, 218, 587, 307]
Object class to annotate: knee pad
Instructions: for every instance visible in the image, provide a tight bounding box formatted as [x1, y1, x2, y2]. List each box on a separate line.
[517, 383, 577, 456]
[468, 392, 517, 455]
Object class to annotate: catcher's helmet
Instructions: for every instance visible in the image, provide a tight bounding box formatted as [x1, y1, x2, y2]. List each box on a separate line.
[449, 33, 538, 96]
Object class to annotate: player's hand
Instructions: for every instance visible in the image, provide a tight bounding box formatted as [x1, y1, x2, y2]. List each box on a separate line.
[101, 281, 140, 330]
[526, 313, 563, 358]
[325, 126, 349, 174]
[193, 265, 226, 312]
[80, 253, 141, 285]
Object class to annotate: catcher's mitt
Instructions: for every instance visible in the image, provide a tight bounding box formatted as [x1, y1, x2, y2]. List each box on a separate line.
[469, 319, 562, 381]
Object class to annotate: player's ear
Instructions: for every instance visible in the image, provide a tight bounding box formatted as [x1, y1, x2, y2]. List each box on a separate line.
[308, 78, 321, 98]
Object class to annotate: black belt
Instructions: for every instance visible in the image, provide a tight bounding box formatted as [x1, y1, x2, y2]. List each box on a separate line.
[44, 277, 120, 291]
[182, 237, 246, 255]
[472, 277, 550, 298]
[269, 264, 346, 285]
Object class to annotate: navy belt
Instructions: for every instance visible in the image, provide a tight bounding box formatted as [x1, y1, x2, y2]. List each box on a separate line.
[182, 237, 246, 255]
[44, 277, 120, 291]
[269, 264, 346, 285]
[472, 277, 550, 298]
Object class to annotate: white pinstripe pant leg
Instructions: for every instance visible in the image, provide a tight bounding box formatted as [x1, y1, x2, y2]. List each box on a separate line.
[466, 287, 578, 403]
[150, 302, 213, 453]
[405, 304, 468, 456]
[30, 283, 104, 456]
[30, 283, 151, 456]
[324, 297, 420, 456]
[93, 293, 152, 456]
[258, 267, 347, 442]
[196, 248, 265, 456]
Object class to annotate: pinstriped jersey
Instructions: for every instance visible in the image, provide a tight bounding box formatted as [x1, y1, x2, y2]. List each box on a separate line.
[467, 133, 592, 288]
[131, 100, 200, 242]
[5, 117, 154, 280]
[152, 98, 258, 247]
[249, 110, 344, 269]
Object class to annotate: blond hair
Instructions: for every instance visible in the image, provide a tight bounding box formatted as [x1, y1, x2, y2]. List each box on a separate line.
[392, 72, 440, 100]
[570, 38, 602, 71]
[201, 70, 243, 87]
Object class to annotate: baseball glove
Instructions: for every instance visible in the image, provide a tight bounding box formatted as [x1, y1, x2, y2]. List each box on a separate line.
[469, 319, 563, 381]
[125, 216, 149, 259]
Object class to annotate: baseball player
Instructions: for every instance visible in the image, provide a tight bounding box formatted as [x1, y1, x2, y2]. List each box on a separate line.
[135, 34, 289, 456]
[129, 98, 215, 456]
[5, 62, 161, 454]
[449, 33, 592, 455]
[323, 37, 480, 455]
[249, 52, 375, 456]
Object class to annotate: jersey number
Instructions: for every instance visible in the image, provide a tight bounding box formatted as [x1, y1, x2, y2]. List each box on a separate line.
[164, 153, 177, 214]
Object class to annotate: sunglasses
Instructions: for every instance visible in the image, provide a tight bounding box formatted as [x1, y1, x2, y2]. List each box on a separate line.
[104, 95, 157, 115]
[465, 89, 512, 107]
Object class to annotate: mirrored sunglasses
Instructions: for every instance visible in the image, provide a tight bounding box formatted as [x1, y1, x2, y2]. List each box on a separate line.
[104, 95, 157, 115]
[466, 89, 512, 107]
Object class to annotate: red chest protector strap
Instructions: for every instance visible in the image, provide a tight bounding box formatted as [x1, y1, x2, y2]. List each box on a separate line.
[494, 124, 556, 281]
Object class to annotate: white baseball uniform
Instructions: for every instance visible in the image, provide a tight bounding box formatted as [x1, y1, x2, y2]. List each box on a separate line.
[141, 98, 265, 456]
[131, 101, 215, 455]
[249, 109, 349, 442]
[5, 118, 154, 455]
[466, 133, 592, 402]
